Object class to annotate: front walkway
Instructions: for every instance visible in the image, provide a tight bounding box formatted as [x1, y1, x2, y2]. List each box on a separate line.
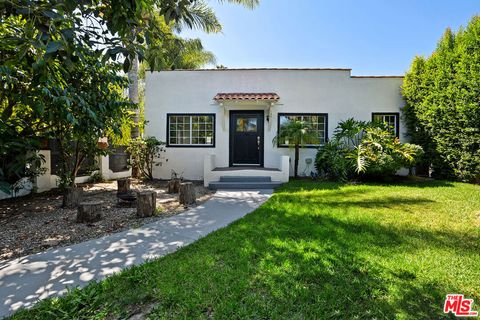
[0, 190, 272, 318]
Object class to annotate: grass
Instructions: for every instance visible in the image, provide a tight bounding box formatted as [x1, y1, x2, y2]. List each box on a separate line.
[10, 180, 480, 319]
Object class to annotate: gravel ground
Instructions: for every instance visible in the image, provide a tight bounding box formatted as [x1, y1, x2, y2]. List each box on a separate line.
[0, 179, 213, 261]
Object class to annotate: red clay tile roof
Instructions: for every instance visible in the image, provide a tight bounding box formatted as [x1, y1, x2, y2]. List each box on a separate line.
[214, 93, 280, 101]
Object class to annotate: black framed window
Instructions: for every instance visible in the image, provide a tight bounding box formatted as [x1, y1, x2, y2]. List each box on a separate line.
[167, 114, 215, 147]
[277, 113, 328, 147]
[372, 112, 400, 138]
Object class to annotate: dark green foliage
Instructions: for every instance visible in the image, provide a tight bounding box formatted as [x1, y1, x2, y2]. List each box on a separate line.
[315, 119, 423, 181]
[1, 0, 259, 190]
[315, 141, 351, 181]
[402, 16, 480, 183]
[1, 12, 134, 188]
[1, 2, 139, 189]
[0, 139, 45, 194]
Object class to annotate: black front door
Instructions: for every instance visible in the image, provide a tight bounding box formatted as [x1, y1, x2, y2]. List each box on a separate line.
[230, 111, 264, 166]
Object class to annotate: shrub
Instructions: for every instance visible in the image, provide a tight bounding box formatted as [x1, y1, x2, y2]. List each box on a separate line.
[402, 16, 480, 182]
[349, 125, 424, 177]
[315, 119, 423, 181]
[89, 172, 105, 184]
[315, 141, 351, 181]
[127, 137, 165, 180]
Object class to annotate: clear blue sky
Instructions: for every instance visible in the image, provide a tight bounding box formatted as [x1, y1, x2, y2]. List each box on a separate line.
[181, 0, 479, 75]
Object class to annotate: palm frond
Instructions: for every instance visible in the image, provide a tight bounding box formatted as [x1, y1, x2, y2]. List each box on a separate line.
[180, 1, 222, 33]
[216, 0, 259, 9]
[354, 146, 368, 173]
[181, 38, 216, 68]
[144, 17, 217, 70]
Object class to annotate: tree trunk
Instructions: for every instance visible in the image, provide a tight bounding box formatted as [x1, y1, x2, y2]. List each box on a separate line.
[77, 201, 103, 223]
[129, 54, 140, 139]
[136, 191, 156, 218]
[179, 182, 196, 206]
[294, 145, 300, 177]
[62, 187, 83, 208]
[128, 54, 140, 178]
[117, 178, 131, 193]
[167, 178, 181, 194]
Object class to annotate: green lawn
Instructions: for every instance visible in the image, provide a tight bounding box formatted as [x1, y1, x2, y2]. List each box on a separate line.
[11, 180, 480, 319]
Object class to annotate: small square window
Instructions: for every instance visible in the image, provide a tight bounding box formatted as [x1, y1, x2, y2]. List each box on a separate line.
[372, 113, 399, 137]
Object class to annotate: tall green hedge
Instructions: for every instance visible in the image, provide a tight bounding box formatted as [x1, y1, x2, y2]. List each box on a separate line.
[402, 16, 480, 182]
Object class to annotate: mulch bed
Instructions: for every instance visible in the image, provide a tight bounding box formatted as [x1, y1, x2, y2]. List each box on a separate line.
[0, 179, 213, 261]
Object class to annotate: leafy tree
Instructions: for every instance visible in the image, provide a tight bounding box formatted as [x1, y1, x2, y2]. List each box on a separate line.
[402, 16, 480, 182]
[135, 19, 217, 134]
[0, 0, 251, 137]
[273, 121, 319, 178]
[1, 0, 259, 199]
[1, 5, 133, 206]
[49, 55, 131, 191]
[128, 0, 258, 137]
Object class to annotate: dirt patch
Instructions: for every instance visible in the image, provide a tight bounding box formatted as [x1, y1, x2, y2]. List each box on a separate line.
[0, 179, 213, 261]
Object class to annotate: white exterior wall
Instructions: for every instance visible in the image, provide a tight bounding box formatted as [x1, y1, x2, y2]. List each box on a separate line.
[145, 69, 404, 180]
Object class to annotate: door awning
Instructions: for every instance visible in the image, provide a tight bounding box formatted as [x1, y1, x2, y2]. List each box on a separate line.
[213, 93, 280, 101]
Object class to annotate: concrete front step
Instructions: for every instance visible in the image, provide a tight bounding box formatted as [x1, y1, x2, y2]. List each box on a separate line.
[209, 181, 283, 190]
[219, 176, 271, 182]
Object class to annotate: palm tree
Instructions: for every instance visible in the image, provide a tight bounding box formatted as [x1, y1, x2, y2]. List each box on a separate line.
[129, 55, 141, 138]
[144, 18, 217, 71]
[134, 19, 217, 143]
[129, 0, 259, 138]
[273, 120, 319, 178]
[159, 38, 216, 69]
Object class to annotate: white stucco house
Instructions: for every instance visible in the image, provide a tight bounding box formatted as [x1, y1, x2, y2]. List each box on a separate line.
[145, 68, 404, 188]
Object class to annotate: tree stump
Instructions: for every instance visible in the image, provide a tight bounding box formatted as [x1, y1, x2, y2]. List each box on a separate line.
[136, 191, 157, 218]
[117, 178, 131, 193]
[167, 179, 181, 194]
[179, 182, 196, 206]
[116, 178, 136, 204]
[62, 187, 84, 208]
[77, 201, 103, 223]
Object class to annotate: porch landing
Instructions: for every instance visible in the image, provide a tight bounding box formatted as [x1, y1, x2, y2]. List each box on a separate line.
[204, 154, 290, 189]
[208, 176, 283, 190]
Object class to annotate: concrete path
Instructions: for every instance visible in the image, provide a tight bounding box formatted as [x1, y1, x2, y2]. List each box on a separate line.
[0, 190, 272, 318]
